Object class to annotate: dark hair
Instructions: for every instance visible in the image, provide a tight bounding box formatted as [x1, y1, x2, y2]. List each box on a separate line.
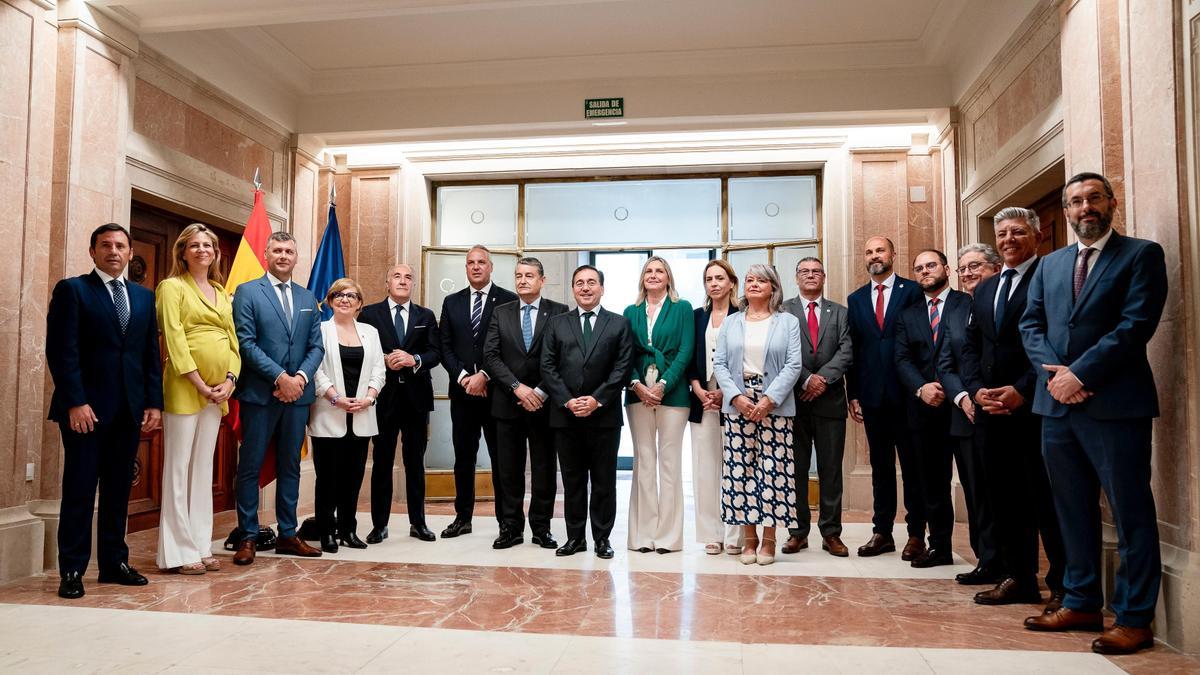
[1062, 172, 1115, 207]
[915, 248, 948, 266]
[90, 223, 131, 249]
[795, 256, 824, 271]
[572, 264, 604, 286]
[516, 257, 545, 277]
[266, 230, 296, 246]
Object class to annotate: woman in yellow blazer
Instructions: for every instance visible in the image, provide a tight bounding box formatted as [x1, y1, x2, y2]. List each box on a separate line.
[155, 224, 240, 575]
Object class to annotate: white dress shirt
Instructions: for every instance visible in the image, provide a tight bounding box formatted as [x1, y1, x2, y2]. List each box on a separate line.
[1078, 226, 1115, 275]
[266, 272, 307, 384]
[387, 297, 422, 372]
[94, 267, 130, 311]
[873, 273, 898, 316]
[992, 255, 1038, 314]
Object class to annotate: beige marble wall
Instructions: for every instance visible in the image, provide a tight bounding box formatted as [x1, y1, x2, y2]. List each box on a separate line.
[349, 168, 403, 307]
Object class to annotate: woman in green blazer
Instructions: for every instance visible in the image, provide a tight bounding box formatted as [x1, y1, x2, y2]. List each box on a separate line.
[624, 256, 694, 553]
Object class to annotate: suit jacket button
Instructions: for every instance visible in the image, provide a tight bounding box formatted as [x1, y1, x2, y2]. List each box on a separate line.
[1068, 322, 1076, 328]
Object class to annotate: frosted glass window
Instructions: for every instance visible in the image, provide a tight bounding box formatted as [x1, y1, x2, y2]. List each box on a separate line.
[592, 251, 648, 315]
[654, 249, 714, 310]
[775, 245, 821, 301]
[729, 176, 817, 243]
[526, 179, 721, 247]
[427, 399, 492, 470]
[726, 249, 770, 293]
[436, 185, 518, 247]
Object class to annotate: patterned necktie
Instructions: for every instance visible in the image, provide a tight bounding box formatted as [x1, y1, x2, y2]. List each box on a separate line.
[277, 282, 292, 328]
[109, 279, 128, 333]
[874, 284, 885, 330]
[928, 297, 941, 343]
[806, 301, 819, 352]
[470, 290, 483, 339]
[394, 304, 406, 343]
[994, 268, 1017, 330]
[1074, 247, 1095, 300]
[582, 310, 595, 347]
[522, 305, 534, 350]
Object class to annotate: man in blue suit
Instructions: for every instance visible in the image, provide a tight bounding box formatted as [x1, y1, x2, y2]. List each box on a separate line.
[47, 223, 163, 599]
[1020, 173, 1167, 656]
[846, 236, 926, 559]
[231, 231, 325, 565]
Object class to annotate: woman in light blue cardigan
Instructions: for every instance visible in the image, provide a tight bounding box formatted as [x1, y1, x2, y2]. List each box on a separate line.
[713, 263, 804, 566]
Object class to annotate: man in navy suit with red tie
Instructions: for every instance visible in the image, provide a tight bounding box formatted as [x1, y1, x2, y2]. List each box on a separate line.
[47, 223, 163, 599]
[1020, 173, 1167, 655]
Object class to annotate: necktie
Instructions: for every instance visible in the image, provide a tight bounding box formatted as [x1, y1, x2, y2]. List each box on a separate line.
[522, 305, 534, 350]
[277, 282, 292, 328]
[470, 290, 483, 339]
[582, 311, 595, 347]
[806, 301, 819, 352]
[994, 268, 1017, 330]
[1073, 247, 1095, 300]
[928, 297, 941, 343]
[109, 279, 128, 334]
[394, 304, 406, 343]
[874, 284, 885, 330]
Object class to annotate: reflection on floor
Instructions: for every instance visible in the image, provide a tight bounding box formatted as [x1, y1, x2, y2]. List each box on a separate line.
[0, 477, 1196, 674]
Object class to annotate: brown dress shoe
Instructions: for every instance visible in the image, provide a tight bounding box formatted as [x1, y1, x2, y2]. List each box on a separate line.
[857, 533, 896, 557]
[1092, 625, 1154, 654]
[781, 536, 808, 554]
[233, 540, 256, 566]
[1023, 607, 1104, 632]
[274, 535, 323, 557]
[976, 578, 1043, 605]
[900, 536, 926, 561]
[822, 535, 849, 557]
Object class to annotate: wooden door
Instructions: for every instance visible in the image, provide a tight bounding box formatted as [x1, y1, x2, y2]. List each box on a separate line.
[1030, 187, 1067, 256]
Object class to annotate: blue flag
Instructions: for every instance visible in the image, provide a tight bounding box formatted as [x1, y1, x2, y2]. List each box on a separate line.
[307, 202, 346, 320]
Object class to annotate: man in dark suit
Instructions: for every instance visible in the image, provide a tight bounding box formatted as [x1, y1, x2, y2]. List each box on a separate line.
[359, 263, 441, 543]
[894, 249, 971, 568]
[484, 257, 569, 550]
[959, 209, 1065, 610]
[47, 223, 163, 599]
[1021, 173, 1167, 656]
[846, 236, 926, 559]
[231, 231, 324, 565]
[439, 245, 519, 538]
[936, 243, 1002, 586]
[540, 265, 633, 559]
[780, 257, 853, 557]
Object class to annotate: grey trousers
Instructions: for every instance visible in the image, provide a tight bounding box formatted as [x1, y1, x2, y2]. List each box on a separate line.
[789, 413, 847, 539]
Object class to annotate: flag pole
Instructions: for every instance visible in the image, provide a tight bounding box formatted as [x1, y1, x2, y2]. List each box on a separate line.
[253, 167, 262, 191]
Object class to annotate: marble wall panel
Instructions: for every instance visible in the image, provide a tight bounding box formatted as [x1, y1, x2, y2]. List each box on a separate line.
[350, 171, 400, 307]
[972, 41, 1062, 167]
[906, 154, 937, 260]
[291, 160, 317, 286]
[1060, 0, 1105, 179]
[77, 49, 120, 197]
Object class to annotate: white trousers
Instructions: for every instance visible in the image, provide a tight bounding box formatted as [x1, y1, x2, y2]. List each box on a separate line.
[626, 404, 689, 551]
[157, 405, 222, 569]
[690, 410, 744, 546]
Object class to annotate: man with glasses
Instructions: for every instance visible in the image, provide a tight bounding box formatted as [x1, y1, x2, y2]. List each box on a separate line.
[780, 258, 853, 557]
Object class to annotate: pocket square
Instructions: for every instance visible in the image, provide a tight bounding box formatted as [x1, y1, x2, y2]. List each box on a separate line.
[300, 308, 313, 312]
[412, 324, 426, 328]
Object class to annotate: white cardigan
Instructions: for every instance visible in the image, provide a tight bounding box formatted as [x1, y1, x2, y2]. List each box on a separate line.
[308, 320, 387, 438]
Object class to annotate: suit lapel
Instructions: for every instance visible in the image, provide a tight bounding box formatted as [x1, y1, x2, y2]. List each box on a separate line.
[530, 302, 555, 351]
[583, 309, 611, 363]
[883, 279, 910, 333]
[814, 300, 832, 350]
[259, 276, 292, 336]
[1000, 261, 1036, 331]
[913, 300, 935, 345]
[86, 272, 123, 334]
[569, 309, 587, 355]
[1072, 233, 1121, 317]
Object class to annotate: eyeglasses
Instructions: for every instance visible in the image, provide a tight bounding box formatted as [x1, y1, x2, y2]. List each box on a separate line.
[1065, 193, 1110, 210]
[796, 269, 825, 278]
[913, 261, 942, 273]
[331, 292, 360, 301]
[956, 261, 989, 276]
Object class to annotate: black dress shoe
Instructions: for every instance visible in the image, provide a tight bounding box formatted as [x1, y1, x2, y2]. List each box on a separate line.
[58, 571, 84, 599]
[321, 534, 339, 554]
[441, 519, 472, 538]
[655, 548, 672, 554]
[595, 539, 615, 559]
[493, 530, 524, 549]
[97, 563, 148, 586]
[339, 532, 368, 549]
[409, 525, 436, 542]
[556, 538, 588, 556]
[635, 547, 653, 553]
[366, 527, 389, 544]
[956, 564, 1002, 585]
[910, 548, 953, 568]
[531, 532, 558, 549]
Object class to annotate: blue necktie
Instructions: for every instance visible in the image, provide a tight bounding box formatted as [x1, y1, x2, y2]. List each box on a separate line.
[109, 279, 128, 333]
[521, 305, 534, 350]
[470, 290, 483, 339]
[994, 269, 1017, 330]
[277, 282, 292, 329]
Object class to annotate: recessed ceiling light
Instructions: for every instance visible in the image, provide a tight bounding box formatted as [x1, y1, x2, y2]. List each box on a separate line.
[591, 121, 627, 127]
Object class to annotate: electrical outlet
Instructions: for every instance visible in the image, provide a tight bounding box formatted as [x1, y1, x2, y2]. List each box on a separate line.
[25, 463, 34, 481]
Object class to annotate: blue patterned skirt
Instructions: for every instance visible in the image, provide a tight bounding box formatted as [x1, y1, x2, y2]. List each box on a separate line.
[721, 375, 799, 528]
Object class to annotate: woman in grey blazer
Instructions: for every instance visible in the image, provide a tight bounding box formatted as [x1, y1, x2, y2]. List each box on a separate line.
[713, 263, 804, 566]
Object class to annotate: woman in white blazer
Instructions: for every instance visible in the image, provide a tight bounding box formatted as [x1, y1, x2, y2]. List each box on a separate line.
[309, 278, 386, 553]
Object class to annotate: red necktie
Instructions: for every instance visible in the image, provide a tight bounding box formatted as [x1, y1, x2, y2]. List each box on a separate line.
[807, 301, 819, 352]
[874, 284, 885, 330]
[929, 298, 941, 343]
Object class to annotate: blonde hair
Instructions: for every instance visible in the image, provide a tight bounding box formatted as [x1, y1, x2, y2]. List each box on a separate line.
[702, 259, 738, 311]
[634, 255, 680, 305]
[169, 224, 224, 283]
[325, 277, 365, 312]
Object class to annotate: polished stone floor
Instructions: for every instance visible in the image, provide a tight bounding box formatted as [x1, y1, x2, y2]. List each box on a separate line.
[0, 476, 1196, 674]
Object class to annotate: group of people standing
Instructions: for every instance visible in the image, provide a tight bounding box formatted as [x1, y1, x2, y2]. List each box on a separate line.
[45, 171, 1165, 655]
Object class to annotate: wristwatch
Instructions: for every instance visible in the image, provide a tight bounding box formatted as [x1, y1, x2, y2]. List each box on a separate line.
[511, 382, 520, 391]
[226, 372, 237, 384]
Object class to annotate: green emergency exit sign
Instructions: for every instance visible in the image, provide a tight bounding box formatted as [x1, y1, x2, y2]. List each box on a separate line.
[585, 98, 624, 119]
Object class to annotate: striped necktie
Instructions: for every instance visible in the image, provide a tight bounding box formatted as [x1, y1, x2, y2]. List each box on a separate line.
[109, 279, 129, 333]
[928, 297, 941, 343]
[470, 290, 483, 339]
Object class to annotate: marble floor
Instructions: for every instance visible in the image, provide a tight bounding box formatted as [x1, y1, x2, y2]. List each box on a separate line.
[0, 477, 1197, 674]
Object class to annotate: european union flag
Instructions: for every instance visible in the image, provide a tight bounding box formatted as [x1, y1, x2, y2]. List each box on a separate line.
[307, 200, 346, 320]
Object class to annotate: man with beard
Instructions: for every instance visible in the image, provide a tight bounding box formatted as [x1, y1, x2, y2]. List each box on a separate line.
[846, 237, 926, 559]
[1020, 173, 1167, 655]
[960, 209, 1066, 610]
[893, 249, 971, 567]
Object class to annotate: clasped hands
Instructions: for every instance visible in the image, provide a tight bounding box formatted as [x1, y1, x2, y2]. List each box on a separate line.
[273, 373, 306, 403]
[566, 395, 600, 417]
[331, 393, 372, 413]
[732, 393, 775, 422]
[799, 374, 827, 402]
[633, 381, 666, 408]
[512, 383, 545, 412]
[195, 378, 235, 405]
[460, 372, 488, 397]
[384, 349, 417, 371]
[1042, 363, 1093, 405]
[690, 382, 723, 412]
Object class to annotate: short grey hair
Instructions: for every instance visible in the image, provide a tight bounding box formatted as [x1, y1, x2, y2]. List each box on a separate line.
[956, 243, 1001, 266]
[795, 256, 823, 272]
[993, 207, 1041, 232]
[266, 231, 295, 245]
[467, 244, 492, 260]
[516, 256, 544, 277]
[738, 263, 784, 313]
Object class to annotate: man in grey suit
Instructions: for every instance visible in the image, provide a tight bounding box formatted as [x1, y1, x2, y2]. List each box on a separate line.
[781, 257, 854, 557]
